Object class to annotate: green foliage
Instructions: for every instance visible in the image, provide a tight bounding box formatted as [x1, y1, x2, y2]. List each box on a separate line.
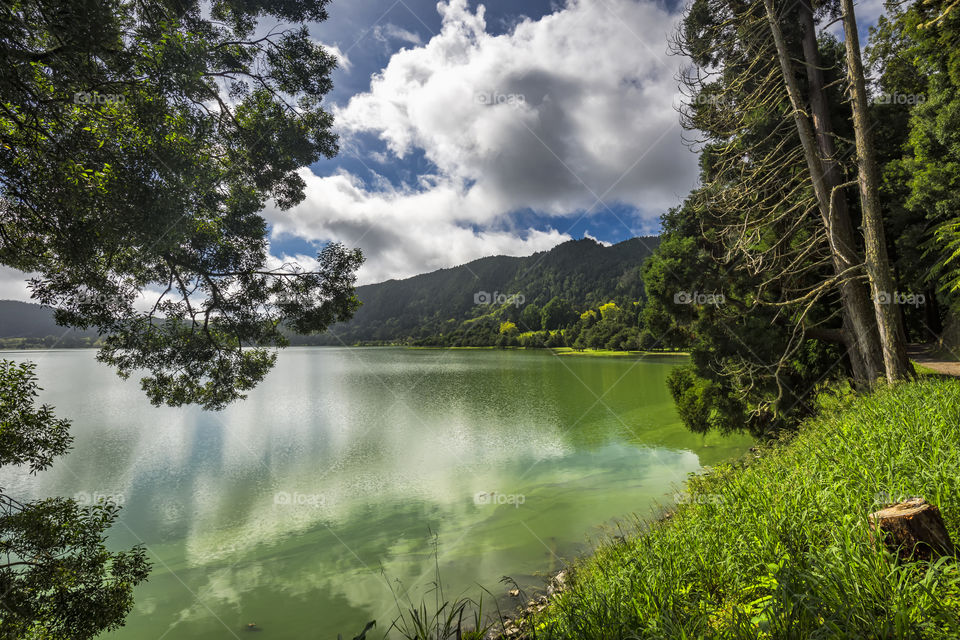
[531, 378, 960, 639]
[0, 1, 357, 635]
[0, 361, 71, 473]
[518, 331, 549, 348]
[519, 303, 542, 332]
[597, 302, 619, 319]
[871, 0, 959, 328]
[666, 365, 745, 435]
[0, 0, 361, 409]
[642, 0, 870, 436]
[541, 297, 578, 332]
[935, 221, 960, 292]
[0, 361, 150, 639]
[568, 302, 639, 351]
[642, 197, 845, 437]
[316, 238, 660, 345]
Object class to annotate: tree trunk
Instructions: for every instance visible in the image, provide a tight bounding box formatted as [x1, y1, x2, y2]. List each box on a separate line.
[764, 0, 883, 385]
[869, 498, 954, 561]
[798, 0, 884, 386]
[839, 0, 913, 382]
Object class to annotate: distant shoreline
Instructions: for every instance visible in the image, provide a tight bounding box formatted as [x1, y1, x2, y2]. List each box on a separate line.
[361, 345, 690, 357]
[1, 343, 691, 358]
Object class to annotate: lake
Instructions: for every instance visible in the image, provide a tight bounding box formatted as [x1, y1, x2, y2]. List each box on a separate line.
[0, 347, 751, 638]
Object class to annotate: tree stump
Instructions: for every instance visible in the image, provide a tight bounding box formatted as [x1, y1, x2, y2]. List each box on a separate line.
[868, 498, 954, 561]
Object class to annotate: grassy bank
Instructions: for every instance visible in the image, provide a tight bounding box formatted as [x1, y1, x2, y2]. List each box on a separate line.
[403, 346, 689, 357]
[528, 378, 960, 639]
[549, 348, 689, 358]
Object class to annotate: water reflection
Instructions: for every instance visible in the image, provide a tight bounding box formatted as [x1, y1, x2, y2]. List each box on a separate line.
[0, 348, 751, 638]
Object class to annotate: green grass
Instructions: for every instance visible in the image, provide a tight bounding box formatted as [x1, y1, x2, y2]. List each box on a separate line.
[913, 361, 943, 376]
[549, 348, 690, 358]
[402, 347, 690, 356]
[530, 378, 960, 639]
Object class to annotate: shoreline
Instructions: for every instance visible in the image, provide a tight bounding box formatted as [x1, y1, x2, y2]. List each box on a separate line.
[1, 342, 692, 359]
[405, 345, 691, 357]
[500, 378, 960, 638]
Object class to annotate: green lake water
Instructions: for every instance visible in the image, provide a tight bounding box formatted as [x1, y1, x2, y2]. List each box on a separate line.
[0, 347, 752, 638]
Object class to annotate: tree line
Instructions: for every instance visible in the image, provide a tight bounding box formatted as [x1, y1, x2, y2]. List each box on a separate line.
[639, 0, 960, 437]
[388, 295, 687, 352]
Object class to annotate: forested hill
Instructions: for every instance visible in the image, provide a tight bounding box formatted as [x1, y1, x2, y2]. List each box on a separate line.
[0, 300, 100, 347]
[305, 236, 660, 346]
[1, 237, 662, 349]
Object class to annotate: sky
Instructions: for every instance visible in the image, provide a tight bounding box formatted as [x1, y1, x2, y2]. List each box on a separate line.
[0, 0, 890, 300]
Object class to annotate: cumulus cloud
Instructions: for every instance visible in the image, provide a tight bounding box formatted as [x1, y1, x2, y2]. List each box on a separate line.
[3, 1, 694, 300]
[337, 0, 692, 213]
[267, 0, 694, 284]
[268, 169, 571, 284]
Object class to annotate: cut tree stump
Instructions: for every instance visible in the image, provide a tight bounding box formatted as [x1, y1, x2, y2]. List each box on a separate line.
[868, 497, 954, 561]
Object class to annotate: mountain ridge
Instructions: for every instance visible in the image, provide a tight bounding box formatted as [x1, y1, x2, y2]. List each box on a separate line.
[310, 236, 660, 345]
[0, 236, 661, 348]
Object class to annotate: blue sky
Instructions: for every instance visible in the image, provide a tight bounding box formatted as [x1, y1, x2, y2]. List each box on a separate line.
[316, 0, 566, 102]
[0, 0, 892, 299]
[262, 0, 699, 284]
[257, 0, 888, 285]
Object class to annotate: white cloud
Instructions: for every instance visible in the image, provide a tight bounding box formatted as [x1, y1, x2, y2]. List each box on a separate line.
[583, 230, 612, 247]
[267, 0, 694, 284]
[337, 0, 692, 213]
[0, 266, 33, 302]
[373, 24, 423, 47]
[322, 42, 352, 71]
[268, 169, 571, 284]
[824, 0, 889, 40]
[854, 0, 887, 27]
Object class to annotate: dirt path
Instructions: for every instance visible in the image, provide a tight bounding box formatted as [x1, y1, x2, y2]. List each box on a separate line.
[907, 344, 960, 377]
